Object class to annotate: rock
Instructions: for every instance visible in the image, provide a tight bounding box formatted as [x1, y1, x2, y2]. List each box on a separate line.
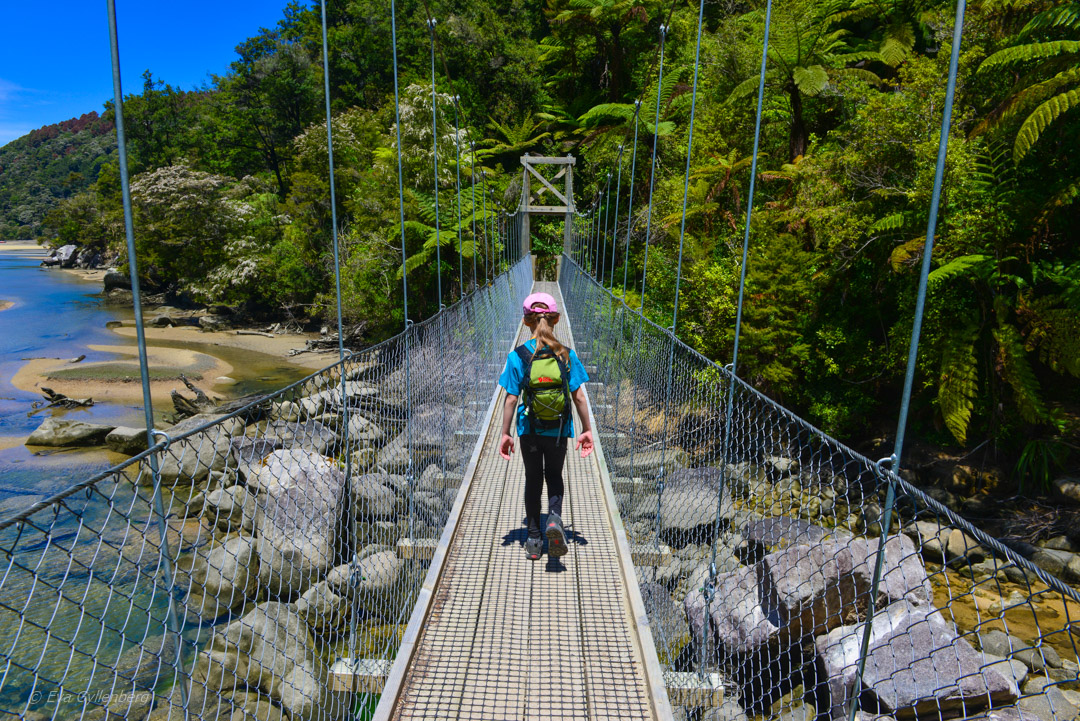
[55, 243, 79, 268]
[759, 534, 931, 641]
[195, 601, 345, 720]
[103, 269, 131, 291]
[270, 400, 301, 422]
[375, 402, 481, 471]
[724, 462, 770, 498]
[903, 521, 950, 561]
[105, 426, 150, 455]
[296, 579, 347, 633]
[250, 418, 337, 456]
[148, 314, 175, 327]
[1052, 477, 1080, 505]
[177, 535, 258, 624]
[1014, 645, 1063, 673]
[199, 314, 229, 331]
[744, 517, 847, 550]
[252, 449, 347, 597]
[816, 600, 1019, 720]
[26, 418, 115, 447]
[984, 656, 1030, 689]
[767, 456, 799, 475]
[686, 565, 780, 654]
[610, 448, 689, 478]
[353, 550, 406, 619]
[203, 486, 258, 533]
[230, 436, 280, 467]
[156, 415, 240, 485]
[659, 486, 733, 545]
[980, 629, 1025, 658]
[353, 474, 398, 518]
[215, 376, 238, 386]
[1031, 548, 1074, 577]
[343, 412, 385, 444]
[1040, 536, 1077, 552]
[1019, 676, 1079, 721]
[946, 528, 988, 564]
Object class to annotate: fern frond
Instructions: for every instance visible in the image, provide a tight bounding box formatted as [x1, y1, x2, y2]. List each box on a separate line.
[1014, 88, 1080, 162]
[728, 70, 781, 101]
[979, 40, 1080, 71]
[938, 321, 980, 445]
[872, 212, 909, 233]
[1019, 3, 1080, 38]
[994, 322, 1050, 423]
[928, 254, 992, 286]
[889, 237, 925, 271]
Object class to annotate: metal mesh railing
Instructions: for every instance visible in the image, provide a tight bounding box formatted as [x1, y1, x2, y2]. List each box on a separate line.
[0, 255, 532, 721]
[559, 254, 1080, 721]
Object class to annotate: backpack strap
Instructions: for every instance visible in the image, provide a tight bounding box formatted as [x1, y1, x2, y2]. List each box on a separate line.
[513, 344, 534, 397]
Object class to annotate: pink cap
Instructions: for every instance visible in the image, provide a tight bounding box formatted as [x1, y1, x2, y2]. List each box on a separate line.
[522, 292, 559, 315]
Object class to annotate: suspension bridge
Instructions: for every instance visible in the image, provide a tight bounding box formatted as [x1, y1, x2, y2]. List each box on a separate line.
[2, 0, 1080, 720]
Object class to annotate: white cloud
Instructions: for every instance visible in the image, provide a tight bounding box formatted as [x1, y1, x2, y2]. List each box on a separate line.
[0, 78, 25, 103]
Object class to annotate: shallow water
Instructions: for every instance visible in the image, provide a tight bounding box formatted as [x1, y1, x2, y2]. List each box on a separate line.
[0, 246, 309, 497]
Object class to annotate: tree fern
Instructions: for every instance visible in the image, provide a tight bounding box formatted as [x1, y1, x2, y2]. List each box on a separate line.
[979, 40, 1080, 69]
[994, 322, 1050, 424]
[1014, 88, 1080, 161]
[938, 320, 980, 444]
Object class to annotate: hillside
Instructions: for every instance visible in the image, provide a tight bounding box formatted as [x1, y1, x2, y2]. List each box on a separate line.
[0, 112, 117, 239]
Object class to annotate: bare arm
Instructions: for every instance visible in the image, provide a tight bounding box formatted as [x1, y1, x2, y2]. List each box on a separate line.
[571, 386, 594, 457]
[499, 394, 518, 459]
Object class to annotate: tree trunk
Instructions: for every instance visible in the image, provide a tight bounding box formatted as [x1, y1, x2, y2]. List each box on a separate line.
[788, 85, 808, 161]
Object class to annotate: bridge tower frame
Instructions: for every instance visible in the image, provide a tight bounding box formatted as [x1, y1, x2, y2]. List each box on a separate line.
[518, 154, 575, 278]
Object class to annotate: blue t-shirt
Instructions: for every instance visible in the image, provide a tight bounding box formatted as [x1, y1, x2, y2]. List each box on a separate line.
[499, 339, 589, 437]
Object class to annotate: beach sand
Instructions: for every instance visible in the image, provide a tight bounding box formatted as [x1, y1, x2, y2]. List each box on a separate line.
[0, 301, 12, 312]
[0, 241, 46, 253]
[12, 344, 235, 407]
[110, 325, 336, 369]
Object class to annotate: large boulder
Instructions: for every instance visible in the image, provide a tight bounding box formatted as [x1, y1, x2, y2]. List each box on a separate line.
[55, 244, 79, 268]
[353, 475, 398, 519]
[177, 535, 259, 624]
[610, 448, 689, 478]
[195, 601, 347, 720]
[759, 534, 931, 641]
[105, 426, 150, 455]
[376, 402, 479, 471]
[202, 486, 258, 534]
[249, 419, 338, 456]
[110, 633, 180, 691]
[103, 269, 131, 291]
[26, 418, 115, 447]
[251, 449, 347, 597]
[816, 600, 1018, 720]
[157, 414, 243, 485]
[684, 565, 780, 656]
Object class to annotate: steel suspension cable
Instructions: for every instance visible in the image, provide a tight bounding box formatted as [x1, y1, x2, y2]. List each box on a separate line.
[453, 95, 464, 300]
[639, 23, 668, 311]
[391, 0, 416, 542]
[600, 175, 612, 284]
[427, 18, 443, 308]
[622, 103, 642, 298]
[712, 0, 772, 639]
[106, 4, 188, 715]
[318, 1, 358, 701]
[609, 146, 625, 288]
[470, 141, 478, 290]
[848, 2, 968, 717]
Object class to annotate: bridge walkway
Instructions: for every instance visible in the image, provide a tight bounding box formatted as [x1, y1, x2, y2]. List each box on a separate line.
[373, 280, 672, 720]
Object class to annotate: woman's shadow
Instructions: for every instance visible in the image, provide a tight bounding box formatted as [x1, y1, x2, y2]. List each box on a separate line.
[501, 514, 588, 572]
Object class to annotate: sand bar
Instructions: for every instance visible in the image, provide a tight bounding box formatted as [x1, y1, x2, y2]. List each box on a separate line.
[0, 301, 12, 312]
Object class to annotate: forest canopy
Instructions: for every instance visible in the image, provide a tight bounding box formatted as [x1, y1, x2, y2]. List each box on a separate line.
[5, 0, 1079, 485]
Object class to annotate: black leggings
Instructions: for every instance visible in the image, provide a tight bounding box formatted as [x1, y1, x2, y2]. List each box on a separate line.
[520, 434, 567, 538]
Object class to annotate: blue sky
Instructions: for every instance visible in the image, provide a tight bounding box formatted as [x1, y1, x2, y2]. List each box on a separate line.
[0, 1, 294, 146]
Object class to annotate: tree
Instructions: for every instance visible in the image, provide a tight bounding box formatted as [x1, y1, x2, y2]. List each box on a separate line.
[729, 0, 883, 160]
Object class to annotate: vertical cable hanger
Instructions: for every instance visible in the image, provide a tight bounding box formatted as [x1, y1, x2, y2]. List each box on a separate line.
[106, 4, 189, 716]
[470, 141, 478, 291]
[848, 2, 968, 717]
[453, 94, 464, 300]
[622, 102, 642, 298]
[609, 146, 625, 288]
[639, 23, 668, 312]
[427, 17, 443, 309]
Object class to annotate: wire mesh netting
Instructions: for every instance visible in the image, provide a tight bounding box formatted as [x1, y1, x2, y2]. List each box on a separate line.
[559, 253, 1080, 721]
[0, 255, 532, 721]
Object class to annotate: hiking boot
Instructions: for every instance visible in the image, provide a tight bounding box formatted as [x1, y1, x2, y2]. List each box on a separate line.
[524, 536, 543, 560]
[546, 513, 568, 558]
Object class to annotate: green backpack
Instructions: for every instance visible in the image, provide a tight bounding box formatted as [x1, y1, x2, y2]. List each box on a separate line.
[515, 344, 571, 431]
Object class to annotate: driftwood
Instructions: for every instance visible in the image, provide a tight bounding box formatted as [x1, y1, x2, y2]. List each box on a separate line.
[29, 387, 94, 415]
[170, 374, 270, 421]
[288, 321, 368, 356]
[171, 374, 218, 418]
[235, 330, 275, 338]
